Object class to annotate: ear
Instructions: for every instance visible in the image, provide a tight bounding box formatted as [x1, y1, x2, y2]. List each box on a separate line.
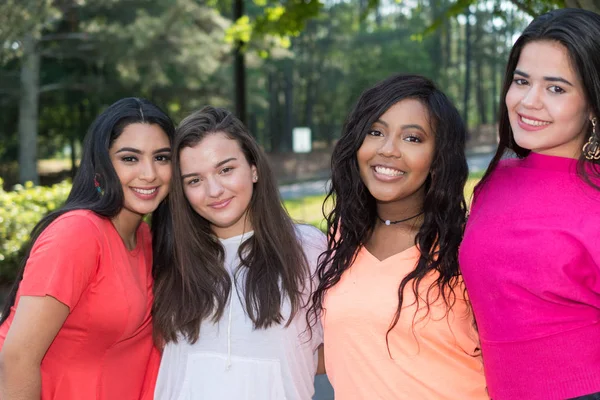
[251, 165, 258, 183]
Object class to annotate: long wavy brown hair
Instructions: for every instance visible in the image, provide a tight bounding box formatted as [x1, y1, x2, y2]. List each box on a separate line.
[152, 106, 310, 344]
[308, 75, 469, 351]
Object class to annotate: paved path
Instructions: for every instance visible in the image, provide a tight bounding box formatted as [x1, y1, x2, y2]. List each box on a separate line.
[314, 375, 334, 400]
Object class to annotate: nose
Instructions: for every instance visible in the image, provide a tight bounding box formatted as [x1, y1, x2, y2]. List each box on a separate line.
[520, 86, 543, 109]
[139, 159, 157, 182]
[376, 135, 402, 158]
[206, 176, 225, 198]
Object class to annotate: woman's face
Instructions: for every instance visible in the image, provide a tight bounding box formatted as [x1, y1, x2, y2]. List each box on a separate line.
[109, 123, 172, 219]
[179, 132, 257, 239]
[356, 98, 435, 208]
[505, 40, 591, 158]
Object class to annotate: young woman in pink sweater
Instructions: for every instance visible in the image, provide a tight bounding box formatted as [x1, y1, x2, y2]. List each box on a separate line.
[460, 8, 600, 400]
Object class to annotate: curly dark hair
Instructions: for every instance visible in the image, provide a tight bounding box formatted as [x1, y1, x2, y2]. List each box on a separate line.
[308, 74, 469, 350]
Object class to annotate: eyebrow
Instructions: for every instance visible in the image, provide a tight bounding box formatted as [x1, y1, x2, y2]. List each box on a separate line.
[374, 119, 427, 134]
[115, 147, 171, 154]
[514, 69, 574, 87]
[215, 157, 237, 168]
[180, 157, 237, 180]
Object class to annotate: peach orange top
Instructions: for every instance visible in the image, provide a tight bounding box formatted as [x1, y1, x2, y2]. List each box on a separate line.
[322, 245, 488, 400]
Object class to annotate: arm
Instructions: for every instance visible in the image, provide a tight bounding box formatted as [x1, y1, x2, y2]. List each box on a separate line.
[0, 296, 69, 400]
[316, 344, 326, 375]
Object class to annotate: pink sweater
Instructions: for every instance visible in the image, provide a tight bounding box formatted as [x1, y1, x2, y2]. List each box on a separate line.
[460, 152, 600, 400]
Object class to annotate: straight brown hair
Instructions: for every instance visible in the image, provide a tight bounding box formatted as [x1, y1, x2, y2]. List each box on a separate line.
[152, 106, 310, 344]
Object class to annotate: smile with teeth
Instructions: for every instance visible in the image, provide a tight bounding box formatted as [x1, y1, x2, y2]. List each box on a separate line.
[374, 166, 405, 177]
[520, 115, 551, 127]
[132, 187, 157, 195]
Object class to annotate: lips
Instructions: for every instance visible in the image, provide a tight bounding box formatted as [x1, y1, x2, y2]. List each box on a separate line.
[209, 198, 232, 209]
[130, 186, 160, 200]
[373, 165, 405, 177]
[132, 187, 158, 195]
[517, 113, 552, 131]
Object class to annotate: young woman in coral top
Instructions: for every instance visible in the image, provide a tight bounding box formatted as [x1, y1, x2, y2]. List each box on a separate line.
[310, 74, 487, 399]
[460, 8, 600, 400]
[0, 98, 174, 400]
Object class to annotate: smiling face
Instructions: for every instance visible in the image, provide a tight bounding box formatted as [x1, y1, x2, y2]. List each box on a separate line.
[356, 99, 435, 214]
[506, 40, 591, 158]
[109, 122, 172, 223]
[179, 132, 257, 239]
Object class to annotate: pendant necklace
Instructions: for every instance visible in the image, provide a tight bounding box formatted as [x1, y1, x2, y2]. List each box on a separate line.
[377, 211, 424, 226]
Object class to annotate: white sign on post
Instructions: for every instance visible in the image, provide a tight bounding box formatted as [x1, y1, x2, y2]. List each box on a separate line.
[292, 127, 312, 153]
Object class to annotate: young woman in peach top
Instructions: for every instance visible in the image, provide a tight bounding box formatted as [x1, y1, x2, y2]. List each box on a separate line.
[309, 74, 488, 399]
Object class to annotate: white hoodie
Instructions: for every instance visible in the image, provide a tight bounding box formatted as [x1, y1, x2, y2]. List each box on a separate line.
[154, 224, 326, 400]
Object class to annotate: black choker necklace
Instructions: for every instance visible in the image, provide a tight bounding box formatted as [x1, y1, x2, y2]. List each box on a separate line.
[377, 211, 424, 226]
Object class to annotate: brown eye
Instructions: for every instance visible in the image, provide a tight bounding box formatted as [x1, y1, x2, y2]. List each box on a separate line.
[404, 135, 422, 143]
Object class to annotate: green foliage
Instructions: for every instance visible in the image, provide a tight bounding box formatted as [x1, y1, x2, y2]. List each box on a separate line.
[228, 0, 322, 44]
[0, 178, 70, 282]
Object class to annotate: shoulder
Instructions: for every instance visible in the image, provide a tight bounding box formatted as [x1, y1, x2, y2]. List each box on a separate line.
[497, 157, 521, 169]
[43, 210, 106, 241]
[472, 157, 520, 200]
[138, 220, 151, 240]
[293, 224, 327, 250]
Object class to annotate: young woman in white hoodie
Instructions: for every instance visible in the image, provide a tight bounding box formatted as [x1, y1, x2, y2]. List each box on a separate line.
[151, 106, 326, 400]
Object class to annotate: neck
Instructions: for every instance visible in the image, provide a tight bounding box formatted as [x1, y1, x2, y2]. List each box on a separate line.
[111, 210, 143, 250]
[377, 210, 423, 226]
[376, 190, 425, 225]
[212, 211, 253, 240]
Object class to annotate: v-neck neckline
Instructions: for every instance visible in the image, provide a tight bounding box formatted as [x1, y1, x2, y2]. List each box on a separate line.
[362, 244, 419, 263]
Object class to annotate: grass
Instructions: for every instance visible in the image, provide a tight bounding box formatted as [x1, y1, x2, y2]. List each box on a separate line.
[284, 195, 331, 231]
[284, 175, 482, 231]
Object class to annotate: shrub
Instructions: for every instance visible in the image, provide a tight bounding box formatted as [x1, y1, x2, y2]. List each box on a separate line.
[0, 178, 70, 283]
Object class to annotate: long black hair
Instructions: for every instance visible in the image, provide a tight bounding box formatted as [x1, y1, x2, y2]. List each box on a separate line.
[152, 106, 310, 344]
[479, 8, 600, 189]
[309, 74, 469, 347]
[0, 97, 175, 326]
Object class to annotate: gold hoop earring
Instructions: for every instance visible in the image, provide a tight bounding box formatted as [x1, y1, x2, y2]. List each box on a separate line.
[583, 117, 600, 160]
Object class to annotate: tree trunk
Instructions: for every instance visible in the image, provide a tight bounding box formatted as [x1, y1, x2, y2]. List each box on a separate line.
[491, 54, 498, 123]
[443, 16, 452, 89]
[18, 33, 40, 185]
[429, 0, 443, 83]
[282, 60, 294, 152]
[491, 2, 500, 123]
[304, 68, 316, 131]
[463, 8, 472, 132]
[474, 10, 487, 126]
[233, 0, 246, 125]
[69, 134, 77, 178]
[268, 69, 280, 153]
[564, 0, 600, 14]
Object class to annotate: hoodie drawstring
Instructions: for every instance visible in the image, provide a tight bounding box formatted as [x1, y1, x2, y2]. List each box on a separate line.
[225, 290, 233, 370]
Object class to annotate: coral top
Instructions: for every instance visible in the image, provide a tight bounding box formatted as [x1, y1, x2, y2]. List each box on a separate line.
[0, 210, 160, 400]
[460, 153, 600, 399]
[323, 245, 487, 400]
